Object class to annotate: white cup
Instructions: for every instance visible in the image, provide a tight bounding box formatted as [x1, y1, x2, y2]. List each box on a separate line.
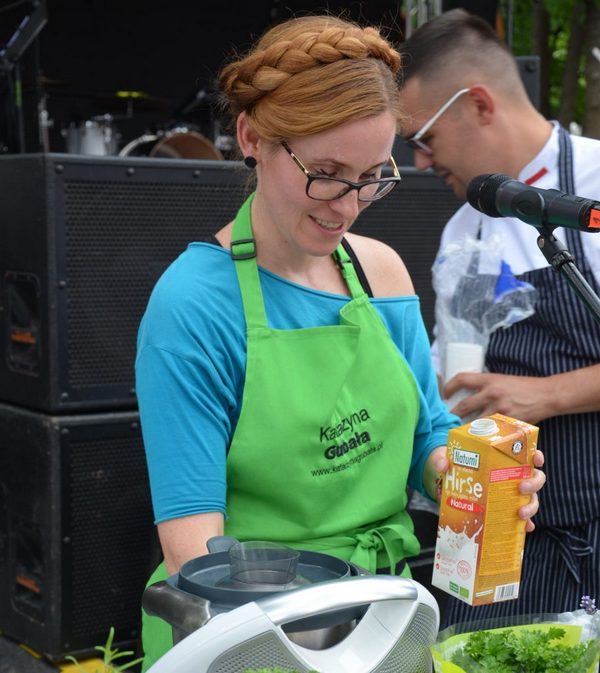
[444, 342, 485, 416]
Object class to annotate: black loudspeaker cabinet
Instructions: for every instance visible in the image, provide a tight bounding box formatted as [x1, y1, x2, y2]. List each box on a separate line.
[0, 153, 460, 413]
[0, 402, 154, 659]
[0, 154, 247, 413]
[516, 55, 541, 111]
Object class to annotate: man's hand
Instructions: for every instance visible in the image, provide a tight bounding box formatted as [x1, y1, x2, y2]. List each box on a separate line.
[445, 364, 600, 424]
[444, 372, 553, 425]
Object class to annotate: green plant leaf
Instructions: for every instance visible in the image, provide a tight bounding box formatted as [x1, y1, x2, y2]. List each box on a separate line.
[450, 626, 595, 673]
[65, 627, 144, 673]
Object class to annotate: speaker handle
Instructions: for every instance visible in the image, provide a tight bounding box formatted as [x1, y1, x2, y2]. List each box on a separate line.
[255, 575, 417, 626]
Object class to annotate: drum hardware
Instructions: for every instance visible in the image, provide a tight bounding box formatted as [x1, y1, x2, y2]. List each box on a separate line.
[119, 124, 223, 160]
[0, 0, 48, 153]
[98, 89, 172, 114]
[62, 113, 121, 156]
[37, 92, 52, 153]
[211, 118, 236, 157]
[170, 86, 220, 119]
[214, 133, 235, 153]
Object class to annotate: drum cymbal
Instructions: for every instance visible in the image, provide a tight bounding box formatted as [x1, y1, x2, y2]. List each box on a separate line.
[38, 75, 70, 87]
[93, 90, 173, 112]
[29, 83, 173, 111]
[22, 75, 69, 94]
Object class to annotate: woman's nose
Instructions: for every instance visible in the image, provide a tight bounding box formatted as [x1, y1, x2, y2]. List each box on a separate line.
[329, 189, 361, 220]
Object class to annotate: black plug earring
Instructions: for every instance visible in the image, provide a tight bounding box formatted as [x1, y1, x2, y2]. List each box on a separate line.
[244, 156, 257, 169]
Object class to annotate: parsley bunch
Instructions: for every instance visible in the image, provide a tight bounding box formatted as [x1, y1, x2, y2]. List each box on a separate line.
[450, 626, 596, 673]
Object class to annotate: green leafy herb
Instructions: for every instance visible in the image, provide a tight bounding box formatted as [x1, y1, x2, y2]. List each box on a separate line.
[65, 627, 144, 673]
[450, 626, 594, 673]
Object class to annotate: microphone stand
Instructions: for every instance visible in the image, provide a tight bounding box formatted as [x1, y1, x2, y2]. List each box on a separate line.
[536, 224, 600, 325]
[0, 0, 48, 153]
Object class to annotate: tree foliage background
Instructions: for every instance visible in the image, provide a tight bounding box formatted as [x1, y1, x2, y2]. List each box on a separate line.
[505, 0, 600, 137]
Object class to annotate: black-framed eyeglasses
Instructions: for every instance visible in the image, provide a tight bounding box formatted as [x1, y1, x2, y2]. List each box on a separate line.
[281, 141, 401, 202]
[404, 87, 470, 156]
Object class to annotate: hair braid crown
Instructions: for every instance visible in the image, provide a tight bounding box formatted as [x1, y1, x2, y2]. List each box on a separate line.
[220, 21, 401, 111]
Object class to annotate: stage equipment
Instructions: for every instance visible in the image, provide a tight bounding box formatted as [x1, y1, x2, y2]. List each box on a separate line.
[63, 114, 120, 155]
[467, 172, 600, 325]
[0, 154, 460, 413]
[516, 55, 541, 111]
[0, 0, 48, 153]
[0, 402, 154, 659]
[119, 126, 223, 160]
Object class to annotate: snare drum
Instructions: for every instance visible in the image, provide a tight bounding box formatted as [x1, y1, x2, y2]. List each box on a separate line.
[119, 126, 223, 160]
[64, 115, 119, 155]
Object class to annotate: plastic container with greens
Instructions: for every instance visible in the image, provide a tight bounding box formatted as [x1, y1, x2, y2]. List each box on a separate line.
[432, 607, 600, 673]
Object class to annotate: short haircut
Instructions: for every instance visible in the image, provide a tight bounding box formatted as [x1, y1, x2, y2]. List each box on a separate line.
[399, 9, 525, 100]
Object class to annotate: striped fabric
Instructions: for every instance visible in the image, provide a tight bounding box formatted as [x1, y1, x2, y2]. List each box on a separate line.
[443, 127, 600, 627]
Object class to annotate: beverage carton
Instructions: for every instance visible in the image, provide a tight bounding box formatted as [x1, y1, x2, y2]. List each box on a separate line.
[432, 414, 539, 606]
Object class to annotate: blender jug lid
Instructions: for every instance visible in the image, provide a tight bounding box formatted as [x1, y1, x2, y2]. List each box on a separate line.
[176, 538, 353, 607]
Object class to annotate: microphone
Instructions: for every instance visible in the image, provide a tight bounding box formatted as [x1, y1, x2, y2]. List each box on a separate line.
[467, 173, 600, 232]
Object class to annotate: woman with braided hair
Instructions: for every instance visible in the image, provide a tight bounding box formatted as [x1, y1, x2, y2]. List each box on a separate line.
[136, 14, 544, 668]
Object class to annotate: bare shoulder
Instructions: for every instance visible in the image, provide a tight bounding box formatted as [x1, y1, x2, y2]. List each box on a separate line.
[345, 233, 415, 297]
[215, 221, 234, 248]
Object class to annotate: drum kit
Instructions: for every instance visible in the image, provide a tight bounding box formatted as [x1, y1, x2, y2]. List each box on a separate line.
[1, 0, 231, 160]
[62, 116, 226, 161]
[50, 84, 231, 161]
[3, 0, 229, 160]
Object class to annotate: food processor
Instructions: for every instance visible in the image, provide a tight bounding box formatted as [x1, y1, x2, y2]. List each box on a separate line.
[144, 537, 440, 673]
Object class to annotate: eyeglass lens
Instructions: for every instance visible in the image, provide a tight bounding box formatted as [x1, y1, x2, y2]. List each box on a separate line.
[308, 178, 395, 202]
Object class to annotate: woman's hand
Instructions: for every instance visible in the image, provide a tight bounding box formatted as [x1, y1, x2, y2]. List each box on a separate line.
[424, 445, 450, 502]
[519, 449, 545, 532]
[425, 446, 546, 533]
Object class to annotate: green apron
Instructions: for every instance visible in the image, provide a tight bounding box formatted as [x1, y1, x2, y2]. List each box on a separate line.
[141, 195, 421, 670]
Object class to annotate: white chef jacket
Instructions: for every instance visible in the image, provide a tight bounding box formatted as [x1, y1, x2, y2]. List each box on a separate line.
[431, 123, 600, 375]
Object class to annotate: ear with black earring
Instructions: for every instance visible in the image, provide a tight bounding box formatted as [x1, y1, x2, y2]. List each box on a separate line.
[244, 156, 257, 169]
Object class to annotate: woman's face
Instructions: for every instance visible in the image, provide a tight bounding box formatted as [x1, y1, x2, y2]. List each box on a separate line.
[253, 110, 397, 262]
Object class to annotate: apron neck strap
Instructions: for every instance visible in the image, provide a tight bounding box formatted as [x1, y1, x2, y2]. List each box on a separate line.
[231, 194, 268, 328]
[333, 245, 369, 300]
[231, 194, 368, 328]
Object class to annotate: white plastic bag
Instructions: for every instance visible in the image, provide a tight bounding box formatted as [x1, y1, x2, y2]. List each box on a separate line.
[432, 233, 537, 381]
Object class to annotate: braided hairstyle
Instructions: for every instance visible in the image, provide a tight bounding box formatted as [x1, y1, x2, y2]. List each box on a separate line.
[219, 15, 403, 142]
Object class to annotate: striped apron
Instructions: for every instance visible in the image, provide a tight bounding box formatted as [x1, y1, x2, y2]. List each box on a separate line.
[443, 126, 600, 628]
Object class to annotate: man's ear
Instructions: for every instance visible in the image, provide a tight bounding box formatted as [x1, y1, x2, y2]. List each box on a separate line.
[467, 85, 495, 125]
[237, 111, 261, 159]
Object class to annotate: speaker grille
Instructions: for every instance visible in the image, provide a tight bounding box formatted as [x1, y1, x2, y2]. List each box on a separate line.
[59, 164, 457, 398]
[64, 420, 153, 641]
[207, 632, 311, 673]
[0, 156, 459, 411]
[371, 604, 438, 673]
[0, 403, 155, 657]
[354, 177, 460, 337]
[62, 176, 247, 391]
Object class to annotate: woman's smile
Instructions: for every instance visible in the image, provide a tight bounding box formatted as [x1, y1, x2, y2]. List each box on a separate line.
[310, 214, 346, 233]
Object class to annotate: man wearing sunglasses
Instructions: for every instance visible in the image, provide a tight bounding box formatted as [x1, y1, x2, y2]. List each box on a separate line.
[400, 9, 600, 628]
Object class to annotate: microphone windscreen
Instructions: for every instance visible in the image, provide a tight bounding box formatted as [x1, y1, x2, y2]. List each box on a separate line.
[467, 173, 511, 217]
